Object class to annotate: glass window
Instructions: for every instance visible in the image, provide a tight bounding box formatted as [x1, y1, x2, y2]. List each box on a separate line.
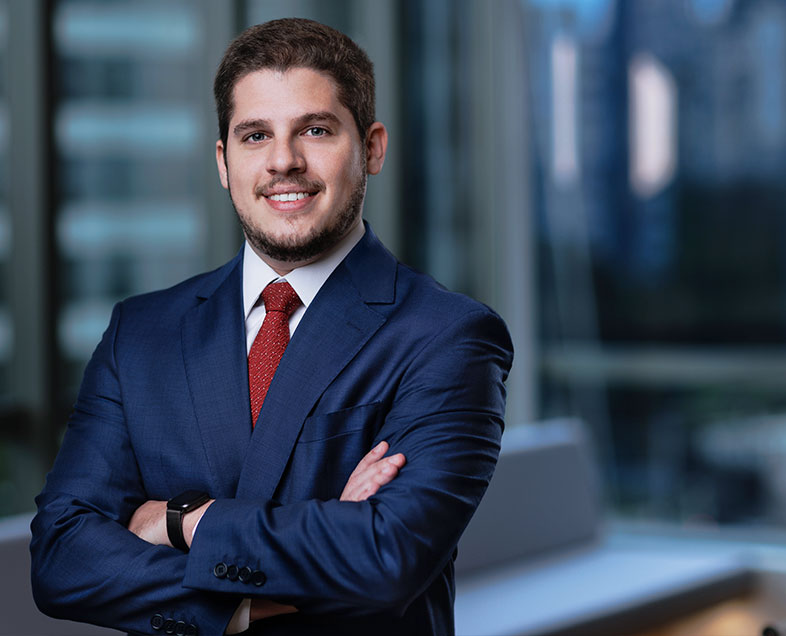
[11, 0, 784, 532]
[0, 0, 24, 516]
[0, 0, 9, 401]
[52, 0, 212, 401]
[0, 0, 236, 518]
[529, 0, 786, 525]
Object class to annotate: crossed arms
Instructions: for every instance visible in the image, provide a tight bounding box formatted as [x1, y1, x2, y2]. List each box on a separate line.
[30, 302, 512, 635]
[128, 441, 407, 625]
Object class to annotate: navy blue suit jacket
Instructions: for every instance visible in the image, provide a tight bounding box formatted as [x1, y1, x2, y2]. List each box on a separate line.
[31, 225, 513, 635]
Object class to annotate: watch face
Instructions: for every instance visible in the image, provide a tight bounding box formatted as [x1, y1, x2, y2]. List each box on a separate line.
[168, 490, 209, 511]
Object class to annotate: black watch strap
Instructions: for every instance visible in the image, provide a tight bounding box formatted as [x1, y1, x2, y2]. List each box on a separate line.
[166, 506, 189, 552]
[166, 490, 209, 552]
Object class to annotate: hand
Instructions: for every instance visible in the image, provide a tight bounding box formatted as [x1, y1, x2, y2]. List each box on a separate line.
[247, 443, 404, 625]
[249, 599, 298, 621]
[128, 500, 170, 546]
[340, 441, 406, 502]
[128, 499, 213, 549]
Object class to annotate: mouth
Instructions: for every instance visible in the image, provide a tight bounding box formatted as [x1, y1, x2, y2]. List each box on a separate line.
[256, 178, 324, 211]
[259, 185, 322, 213]
[265, 191, 316, 202]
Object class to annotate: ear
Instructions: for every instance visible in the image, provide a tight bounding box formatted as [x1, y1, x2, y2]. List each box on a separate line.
[216, 139, 229, 189]
[365, 122, 388, 176]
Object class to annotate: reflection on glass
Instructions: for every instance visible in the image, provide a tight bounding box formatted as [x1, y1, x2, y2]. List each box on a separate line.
[53, 0, 207, 394]
[531, 0, 786, 525]
[551, 34, 579, 185]
[628, 53, 677, 199]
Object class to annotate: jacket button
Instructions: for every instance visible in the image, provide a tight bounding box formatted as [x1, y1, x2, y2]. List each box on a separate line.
[226, 564, 239, 581]
[238, 566, 253, 583]
[175, 621, 186, 636]
[163, 618, 176, 634]
[213, 562, 228, 578]
[151, 614, 165, 630]
[252, 570, 267, 587]
[186, 625, 198, 636]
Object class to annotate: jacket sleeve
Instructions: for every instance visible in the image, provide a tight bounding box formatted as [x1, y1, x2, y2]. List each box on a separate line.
[29, 303, 239, 636]
[182, 308, 513, 615]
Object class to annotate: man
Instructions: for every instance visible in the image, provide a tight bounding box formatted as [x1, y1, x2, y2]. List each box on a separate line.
[30, 18, 513, 636]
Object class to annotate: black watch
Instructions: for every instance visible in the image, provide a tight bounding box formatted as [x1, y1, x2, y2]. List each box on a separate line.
[166, 490, 210, 552]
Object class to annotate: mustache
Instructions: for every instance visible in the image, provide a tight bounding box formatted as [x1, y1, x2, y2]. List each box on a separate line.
[255, 177, 325, 199]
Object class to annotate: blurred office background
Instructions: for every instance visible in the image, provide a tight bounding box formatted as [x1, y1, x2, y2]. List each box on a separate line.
[3, 0, 786, 630]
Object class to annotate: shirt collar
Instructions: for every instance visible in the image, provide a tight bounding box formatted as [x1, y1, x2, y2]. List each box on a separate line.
[242, 221, 365, 319]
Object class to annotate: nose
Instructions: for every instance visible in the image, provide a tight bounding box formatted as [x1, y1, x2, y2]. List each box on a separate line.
[266, 137, 306, 175]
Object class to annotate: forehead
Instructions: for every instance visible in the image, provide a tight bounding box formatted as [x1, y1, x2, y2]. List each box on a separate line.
[230, 67, 347, 122]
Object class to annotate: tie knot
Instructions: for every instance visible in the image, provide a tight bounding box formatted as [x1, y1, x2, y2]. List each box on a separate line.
[261, 281, 301, 317]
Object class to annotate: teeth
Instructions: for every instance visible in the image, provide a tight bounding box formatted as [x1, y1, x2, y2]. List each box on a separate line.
[269, 192, 310, 202]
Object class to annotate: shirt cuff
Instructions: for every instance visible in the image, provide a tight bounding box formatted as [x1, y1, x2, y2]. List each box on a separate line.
[225, 598, 251, 634]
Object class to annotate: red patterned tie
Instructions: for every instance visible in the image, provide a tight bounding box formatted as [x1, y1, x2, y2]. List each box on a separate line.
[248, 281, 302, 426]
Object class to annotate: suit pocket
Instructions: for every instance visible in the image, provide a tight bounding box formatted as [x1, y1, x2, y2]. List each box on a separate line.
[277, 402, 384, 501]
[297, 401, 382, 443]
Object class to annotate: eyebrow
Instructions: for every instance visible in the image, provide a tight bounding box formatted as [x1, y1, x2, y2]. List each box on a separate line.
[232, 111, 342, 137]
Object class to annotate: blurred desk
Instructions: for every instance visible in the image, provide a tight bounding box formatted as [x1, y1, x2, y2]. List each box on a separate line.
[455, 532, 756, 636]
[632, 571, 786, 636]
[453, 423, 784, 636]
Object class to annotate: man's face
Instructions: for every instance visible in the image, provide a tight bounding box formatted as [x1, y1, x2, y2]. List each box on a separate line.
[216, 67, 386, 274]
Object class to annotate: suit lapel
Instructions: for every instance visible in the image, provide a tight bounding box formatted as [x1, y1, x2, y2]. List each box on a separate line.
[181, 254, 251, 498]
[236, 228, 396, 499]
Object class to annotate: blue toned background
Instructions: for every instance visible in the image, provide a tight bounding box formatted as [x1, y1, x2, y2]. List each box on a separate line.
[2, 0, 786, 634]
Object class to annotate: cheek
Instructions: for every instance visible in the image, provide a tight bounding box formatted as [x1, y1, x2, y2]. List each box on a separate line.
[227, 160, 263, 193]
[329, 150, 364, 191]
[322, 139, 362, 171]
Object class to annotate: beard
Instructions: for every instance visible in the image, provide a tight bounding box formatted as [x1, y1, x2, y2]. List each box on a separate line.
[228, 169, 367, 264]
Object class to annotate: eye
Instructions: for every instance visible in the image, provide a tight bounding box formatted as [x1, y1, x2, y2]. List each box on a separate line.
[305, 127, 328, 137]
[246, 132, 267, 143]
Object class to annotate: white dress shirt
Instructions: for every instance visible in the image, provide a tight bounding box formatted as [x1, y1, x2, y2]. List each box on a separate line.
[242, 221, 366, 352]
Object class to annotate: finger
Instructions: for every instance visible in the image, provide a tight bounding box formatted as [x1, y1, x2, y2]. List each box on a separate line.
[387, 453, 406, 468]
[342, 463, 385, 501]
[363, 453, 405, 482]
[371, 456, 406, 485]
[340, 445, 405, 502]
[347, 453, 398, 490]
[344, 442, 389, 488]
[372, 467, 398, 485]
[352, 441, 389, 475]
[345, 455, 406, 500]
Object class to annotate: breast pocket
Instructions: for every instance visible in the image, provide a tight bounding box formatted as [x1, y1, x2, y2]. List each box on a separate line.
[277, 402, 384, 502]
[297, 401, 383, 443]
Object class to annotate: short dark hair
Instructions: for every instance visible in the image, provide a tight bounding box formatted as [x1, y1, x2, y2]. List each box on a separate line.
[214, 18, 376, 148]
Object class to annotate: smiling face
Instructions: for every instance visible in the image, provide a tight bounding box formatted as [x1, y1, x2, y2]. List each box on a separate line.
[216, 67, 387, 274]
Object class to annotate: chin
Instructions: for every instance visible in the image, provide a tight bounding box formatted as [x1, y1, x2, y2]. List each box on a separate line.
[265, 225, 325, 249]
